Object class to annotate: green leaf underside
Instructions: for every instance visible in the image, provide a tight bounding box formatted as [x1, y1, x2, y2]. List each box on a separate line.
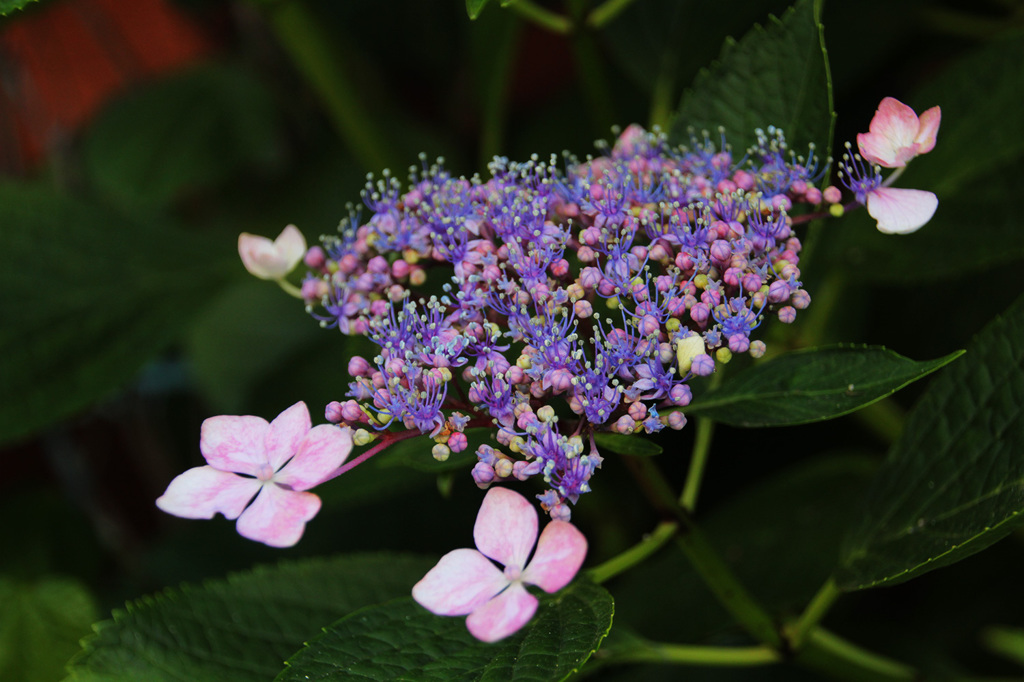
[670, 0, 833, 155]
[0, 576, 98, 682]
[277, 580, 614, 682]
[593, 433, 663, 456]
[682, 345, 962, 427]
[65, 553, 437, 682]
[837, 294, 1024, 590]
[820, 34, 1024, 283]
[465, 0, 492, 20]
[0, 183, 230, 445]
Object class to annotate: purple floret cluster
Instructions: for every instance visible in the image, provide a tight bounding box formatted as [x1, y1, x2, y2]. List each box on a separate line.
[303, 124, 821, 520]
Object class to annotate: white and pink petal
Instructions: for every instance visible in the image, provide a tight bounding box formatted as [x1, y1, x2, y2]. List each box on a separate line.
[156, 466, 261, 520]
[866, 187, 938, 235]
[234, 483, 321, 548]
[465, 582, 538, 643]
[199, 414, 269, 475]
[264, 402, 313, 472]
[521, 520, 588, 593]
[473, 487, 538, 570]
[275, 424, 353, 491]
[412, 548, 509, 617]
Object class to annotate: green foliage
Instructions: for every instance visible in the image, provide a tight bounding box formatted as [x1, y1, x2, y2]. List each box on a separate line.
[0, 0, 39, 15]
[818, 34, 1024, 283]
[83, 63, 282, 208]
[66, 554, 437, 682]
[0, 576, 97, 682]
[670, 0, 833, 155]
[0, 184, 231, 445]
[982, 626, 1024, 666]
[278, 580, 614, 682]
[593, 432, 663, 456]
[837, 295, 1024, 590]
[465, 0, 494, 20]
[682, 345, 962, 427]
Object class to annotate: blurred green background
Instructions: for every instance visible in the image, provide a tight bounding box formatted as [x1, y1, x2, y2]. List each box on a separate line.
[1, 0, 1023, 679]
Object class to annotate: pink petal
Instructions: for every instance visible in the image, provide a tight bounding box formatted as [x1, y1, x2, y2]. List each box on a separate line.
[412, 549, 508, 616]
[915, 106, 941, 154]
[522, 521, 588, 593]
[235, 483, 321, 547]
[264, 402, 312, 472]
[275, 424, 353, 491]
[200, 415, 269, 475]
[866, 187, 938, 235]
[237, 225, 306, 280]
[473, 487, 538, 570]
[465, 582, 538, 643]
[155, 466, 261, 520]
[857, 97, 921, 168]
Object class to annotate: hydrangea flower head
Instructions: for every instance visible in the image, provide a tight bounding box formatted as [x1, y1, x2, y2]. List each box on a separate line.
[856, 97, 940, 169]
[412, 486, 587, 642]
[156, 402, 352, 547]
[239, 224, 307, 280]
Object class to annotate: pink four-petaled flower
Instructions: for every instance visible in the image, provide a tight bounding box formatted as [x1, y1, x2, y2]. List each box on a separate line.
[156, 402, 352, 547]
[412, 486, 588, 642]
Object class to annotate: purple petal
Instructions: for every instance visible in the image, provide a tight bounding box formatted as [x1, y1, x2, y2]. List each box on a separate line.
[465, 582, 538, 643]
[275, 424, 353, 491]
[473, 487, 538, 570]
[265, 402, 312, 472]
[155, 466, 260, 520]
[522, 521, 588, 593]
[200, 415, 269, 475]
[235, 483, 321, 547]
[412, 549, 508, 616]
[867, 187, 938, 235]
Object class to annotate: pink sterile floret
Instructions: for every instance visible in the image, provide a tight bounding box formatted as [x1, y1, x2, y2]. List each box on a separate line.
[156, 402, 352, 547]
[238, 224, 307, 280]
[866, 186, 939, 235]
[412, 486, 588, 642]
[857, 97, 941, 169]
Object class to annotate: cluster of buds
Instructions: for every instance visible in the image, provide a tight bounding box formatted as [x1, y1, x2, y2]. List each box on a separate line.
[304, 124, 833, 519]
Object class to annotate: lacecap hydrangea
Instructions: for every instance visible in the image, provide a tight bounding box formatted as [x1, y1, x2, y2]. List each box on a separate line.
[303, 124, 830, 520]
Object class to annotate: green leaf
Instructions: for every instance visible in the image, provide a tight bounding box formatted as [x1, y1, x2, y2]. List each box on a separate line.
[593, 433, 663, 457]
[65, 553, 437, 682]
[682, 345, 962, 427]
[837, 294, 1024, 590]
[670, 0, 833, 155]
[0, 576, 98, 682]
[0, 183, 231, 445]
[83, 63, 282, 207]
[982, 626, 1024, 666]
[0, 0, 40, 15]
[277, 580, 614, 682]
[466, 0, 493, 19]
[819, 34, 1024, 283]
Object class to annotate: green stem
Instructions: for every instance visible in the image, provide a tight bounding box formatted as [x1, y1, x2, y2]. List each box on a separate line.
[263, 0, 396, 171]
[648, 52, 677, 131]
[621, 456, 782, 648]
[276, 278, 304, 299]
[477, 17, 522, 168]
[603, 639, 781, 666]
[505, 0, 573, 33]
[680, 370, 722, 512]
[787, 576, 840, 650]
[586, 0, 640, 28]
[798, 628, 917, 681]
[586, 520, 678, 584]
[567, 0, 616, 135]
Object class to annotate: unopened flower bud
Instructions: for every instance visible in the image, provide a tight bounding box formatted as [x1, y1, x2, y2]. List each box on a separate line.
[676, 334, 707, 373]
[432, 443, 451, 462]
[353, 428, 375, 446]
